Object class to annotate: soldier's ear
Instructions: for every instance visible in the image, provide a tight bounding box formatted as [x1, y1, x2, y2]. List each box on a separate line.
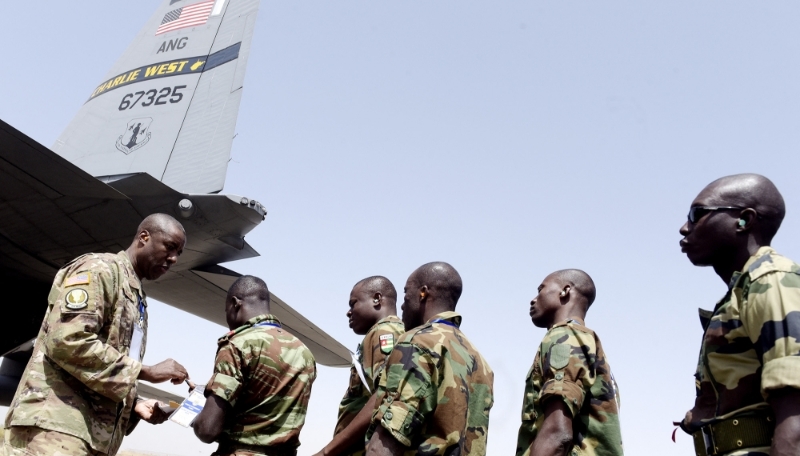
[372, 292, 382, 307]
[559, 285, 570, 300]
[419, 285, 429, 301]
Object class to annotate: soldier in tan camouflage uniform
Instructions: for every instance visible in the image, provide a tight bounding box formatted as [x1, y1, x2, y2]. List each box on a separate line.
[516, 269, 623, 456]
[313, 276, 406, 456]
[193, 275, 317, 456]
[365, 262, 494, 456]
[677, 174, 800, 456]
[3, 213, 193, 456]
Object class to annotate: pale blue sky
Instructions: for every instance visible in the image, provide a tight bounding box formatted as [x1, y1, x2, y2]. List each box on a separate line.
[2, 1, 800, 455]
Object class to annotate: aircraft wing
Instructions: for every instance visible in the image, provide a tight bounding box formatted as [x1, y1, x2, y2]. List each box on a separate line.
[0, 118, 350, 367]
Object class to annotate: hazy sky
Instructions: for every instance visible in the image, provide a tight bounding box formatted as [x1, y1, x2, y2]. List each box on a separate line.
[2, 1, 800, 455]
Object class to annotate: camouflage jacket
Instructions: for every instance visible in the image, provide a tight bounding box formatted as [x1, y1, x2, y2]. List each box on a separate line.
[206, 314, 317, 451]
[515, 318, 623, 456]
[683, 247, 800, 441]
[334, 315, 405, 456]
[4, 251, 147, 455]
[367, 311, 494, 455]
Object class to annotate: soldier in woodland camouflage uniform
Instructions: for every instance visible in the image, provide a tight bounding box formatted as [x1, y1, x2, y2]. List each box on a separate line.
[194, 275, 316, 456]
[516, 269, 623, 456]
[313, 276, 405, 456]
[3, 213, 193, 456]
[365, 262, 494, 456]
[677, 174, 800, 456]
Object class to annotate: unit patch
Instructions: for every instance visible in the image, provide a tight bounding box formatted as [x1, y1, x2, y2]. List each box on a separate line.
[116, 117, 153, 155]
[64, 273, 90, 287]
[65, 289, 89, 310]
[379, 334, 395, 355]
[549, 344, 571, 370]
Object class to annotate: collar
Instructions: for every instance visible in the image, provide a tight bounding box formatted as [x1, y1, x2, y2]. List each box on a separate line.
[426, 311, 462, 328]
[220, 314, 281, 341]
[368, 314, 403, 333]
[728, 246, 776, 289]
[551, 316, 585, 329]
[116, 251, 144, 295]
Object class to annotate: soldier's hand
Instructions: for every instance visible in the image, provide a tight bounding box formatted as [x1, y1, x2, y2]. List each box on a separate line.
[134, 399, 170, 424]
[139, 358, 190, 384]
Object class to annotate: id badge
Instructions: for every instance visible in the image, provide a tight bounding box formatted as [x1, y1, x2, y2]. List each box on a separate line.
[169, 387, 206, 427]
[130, 324, 144, 362]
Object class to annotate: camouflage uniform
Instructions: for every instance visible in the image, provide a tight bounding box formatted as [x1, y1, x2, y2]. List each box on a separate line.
[206, 314, 316, 456]
[334, 315, 405, 456]
[3, 252, 147, 456]
[682, 247, 800, 456]
[366, 311, 494, 455]
[515, 318, 623, 456]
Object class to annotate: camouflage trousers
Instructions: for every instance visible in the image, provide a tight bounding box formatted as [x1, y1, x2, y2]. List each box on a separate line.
[2, 426, 105, 456]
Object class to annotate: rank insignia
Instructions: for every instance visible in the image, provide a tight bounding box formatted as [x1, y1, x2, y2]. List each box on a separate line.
[379, 334, 395, 354]
[65, 288, 89, 310]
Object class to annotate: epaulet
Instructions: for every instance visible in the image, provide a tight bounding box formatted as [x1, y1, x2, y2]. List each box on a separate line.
[748, 251, 799, 281]
[218, 330, 236, 344]
[399, 322, 430, 344]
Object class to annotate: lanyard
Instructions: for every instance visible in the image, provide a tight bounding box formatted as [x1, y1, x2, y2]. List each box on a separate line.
[137, 296, 145, 328]
[254, 322, 281, 328]
[431, 318, 458, 328]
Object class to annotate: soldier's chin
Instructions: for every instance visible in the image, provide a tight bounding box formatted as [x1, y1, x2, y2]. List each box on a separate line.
[149, 266, 170, 280]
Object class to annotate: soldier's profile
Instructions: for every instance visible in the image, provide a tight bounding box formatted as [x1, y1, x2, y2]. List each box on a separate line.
[516, 269, 623, 456]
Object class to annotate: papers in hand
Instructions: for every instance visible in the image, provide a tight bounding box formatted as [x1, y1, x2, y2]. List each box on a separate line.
[351, 351, 370, 393]
[168, 386, 206, 427]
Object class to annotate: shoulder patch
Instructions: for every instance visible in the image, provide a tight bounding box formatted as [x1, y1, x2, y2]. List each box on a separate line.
[550, 344, 571, 370]
[65, 288, 89, 310]
[64, 273, 90, 287]
[379, 334, 395, 354]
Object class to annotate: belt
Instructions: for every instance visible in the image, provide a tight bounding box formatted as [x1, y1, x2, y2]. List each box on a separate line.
[213, 441, 297, 456]
[692, 414, 774, 456]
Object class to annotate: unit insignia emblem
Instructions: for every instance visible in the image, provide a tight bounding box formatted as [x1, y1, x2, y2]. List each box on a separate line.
[115, 117, 153, 155]
[65, 289, 89, 310]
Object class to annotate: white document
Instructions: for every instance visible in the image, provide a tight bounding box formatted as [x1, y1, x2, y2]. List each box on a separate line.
[129, 325, 144, 362]
[169, 387, 206, 427]
[351, 351, 371, 393]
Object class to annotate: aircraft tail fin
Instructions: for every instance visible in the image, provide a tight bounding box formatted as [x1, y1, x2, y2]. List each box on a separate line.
[53, 0, 260, 194]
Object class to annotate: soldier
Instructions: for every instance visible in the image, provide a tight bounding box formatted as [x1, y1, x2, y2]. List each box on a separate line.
[365, 262, 494, 456]
[515, 269, 623, 456]
[677, 174, 800, 456]
[193, 275, 317, 456]
[313, 276, 406, 456]
[3, 213, 193, 456]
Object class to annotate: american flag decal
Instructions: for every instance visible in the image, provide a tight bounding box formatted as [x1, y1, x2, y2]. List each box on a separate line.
[156, 0, 215, 35]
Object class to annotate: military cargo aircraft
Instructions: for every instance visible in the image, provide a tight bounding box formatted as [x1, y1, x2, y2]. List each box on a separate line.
[0, 0, 350, 405]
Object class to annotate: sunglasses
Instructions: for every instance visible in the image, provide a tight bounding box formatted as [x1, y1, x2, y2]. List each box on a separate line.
[687, 206, 744, 224]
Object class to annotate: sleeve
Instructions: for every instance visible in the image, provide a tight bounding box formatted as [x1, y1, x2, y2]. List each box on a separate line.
[538, 326, 591, 418]
[370, 342, 438, 447]
[42, 260, 142, 403]
[742, 270, 800, 396]
[363, 328, 392, 388]
[206, 340, 245, 407]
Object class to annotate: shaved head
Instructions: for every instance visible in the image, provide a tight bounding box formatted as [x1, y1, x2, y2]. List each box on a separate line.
[355, 276, 397, 304]
[552, 269, 596, 307]
[705, 173, 785, 242]
[413, 262, 463, 308]
[225, 275, 270, 329]
[229, 275, 270, 303]
[135, 213, 185, 239]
